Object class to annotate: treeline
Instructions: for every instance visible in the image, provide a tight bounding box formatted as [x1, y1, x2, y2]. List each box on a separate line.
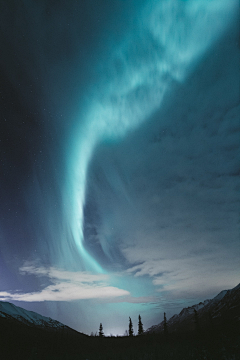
[92, 314, 144, 337]
[94, 313, 169, 338]
[1, 310, 239, 359]
[84, 318, 240, 360]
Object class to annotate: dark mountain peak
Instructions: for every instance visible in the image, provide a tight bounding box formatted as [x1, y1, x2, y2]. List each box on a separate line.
[146, 283, 240, 334]
[0, 300, 67, 331]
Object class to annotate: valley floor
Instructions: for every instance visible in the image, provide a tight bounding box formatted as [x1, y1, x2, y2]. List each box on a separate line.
[1, 322, 239, 360]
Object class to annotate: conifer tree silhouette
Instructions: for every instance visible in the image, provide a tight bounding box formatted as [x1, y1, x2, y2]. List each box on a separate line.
[138, 315, 144, 335]
[129, 317, 133, 337]
[163, 312, 168, 338]
[99, 323, 104, 337]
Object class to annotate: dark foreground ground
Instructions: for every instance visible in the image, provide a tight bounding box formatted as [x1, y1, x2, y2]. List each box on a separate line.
[0, 318, 239, 360]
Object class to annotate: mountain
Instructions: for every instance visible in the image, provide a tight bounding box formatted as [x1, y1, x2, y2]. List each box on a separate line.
[146, 283, 240, 334]
[0, 301, 68, 330]
[0, 301, 88, 359]
[0, 286, 239, 360]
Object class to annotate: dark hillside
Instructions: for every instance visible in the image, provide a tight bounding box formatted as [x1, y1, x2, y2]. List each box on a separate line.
[0, 312, 239, 360]
[0, 284, 239, 359]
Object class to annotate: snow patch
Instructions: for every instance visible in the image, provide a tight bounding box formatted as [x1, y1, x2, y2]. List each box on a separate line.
[0, 301, 66, 329]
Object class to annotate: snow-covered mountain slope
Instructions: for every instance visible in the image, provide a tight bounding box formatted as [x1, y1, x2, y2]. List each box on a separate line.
[0, 301, 67, 330]
[146, 283, 240, 334]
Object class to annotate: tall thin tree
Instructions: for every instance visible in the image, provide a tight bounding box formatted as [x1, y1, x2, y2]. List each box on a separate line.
[129, 317, 134, 337]
[99, 323, 104, 337]
[138, 315, 144, 335]
[163, 312, 168, 338]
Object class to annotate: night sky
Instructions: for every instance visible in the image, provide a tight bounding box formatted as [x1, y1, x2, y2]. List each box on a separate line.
[0, 0, 239, 335]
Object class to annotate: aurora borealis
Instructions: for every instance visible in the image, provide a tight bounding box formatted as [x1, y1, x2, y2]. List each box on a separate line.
[0, 0, 239, 335]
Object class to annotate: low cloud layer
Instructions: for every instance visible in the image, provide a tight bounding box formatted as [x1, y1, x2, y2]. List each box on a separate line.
[0, 263, 129, 302]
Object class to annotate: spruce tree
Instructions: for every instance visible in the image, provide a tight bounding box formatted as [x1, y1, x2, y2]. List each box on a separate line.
[99, 323, 104, 337]
[138, 315, 144, 335]
[163, 312, 168, 338]
[129, 317, 133, 337]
